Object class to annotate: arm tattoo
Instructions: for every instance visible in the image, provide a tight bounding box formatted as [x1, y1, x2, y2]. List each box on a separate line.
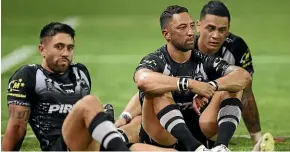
[242, 86, 261, 133]
[224, 65, 239, 76]
[9, 106, 31, 122]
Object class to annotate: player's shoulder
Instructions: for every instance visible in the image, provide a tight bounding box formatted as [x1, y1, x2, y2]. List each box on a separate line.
[193, 49, 224, 68]
[153, 45, 168, 63]
[71, 62, 89, 71]
[13, 64, 39, 76]
[153, 45, 167, 56]
[225, 33, 248, 47]
[70, 62, 91, 79]
[143, 45, 167, 61]
[9, 64, 39, 83]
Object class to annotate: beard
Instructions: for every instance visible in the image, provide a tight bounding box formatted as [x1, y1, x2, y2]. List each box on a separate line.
[171, 40, 194, 52]
[46, 57, 71, 74]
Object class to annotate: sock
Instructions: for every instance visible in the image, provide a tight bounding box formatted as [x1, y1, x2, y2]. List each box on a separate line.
[117, 128, 129, 143]
[250, 132, 262, 143]
[157, 104, 202, 151]
[214, 98, 242, 147]
[88, 112, 129, 151]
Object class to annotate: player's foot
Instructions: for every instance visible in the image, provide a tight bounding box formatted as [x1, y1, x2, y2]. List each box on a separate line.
[211, 144, 230, 152]
[103, 104, 115, 122]
[195, 145, 210, 152]
[252, 132, 275, 151]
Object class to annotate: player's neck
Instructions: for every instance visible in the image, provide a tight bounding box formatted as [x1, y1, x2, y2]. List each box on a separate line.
[167, 43, 191, 63]
[197, 38, 218, 55]
[41, 62, 54, 73]
[41, 61, 64, 75]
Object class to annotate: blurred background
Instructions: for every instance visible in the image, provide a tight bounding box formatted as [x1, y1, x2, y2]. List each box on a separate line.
[2, 0, 290, 150]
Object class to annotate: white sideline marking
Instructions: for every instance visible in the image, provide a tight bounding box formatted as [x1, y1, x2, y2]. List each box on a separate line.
[1, 45, 37, 73]
[1, 17, 79, 74]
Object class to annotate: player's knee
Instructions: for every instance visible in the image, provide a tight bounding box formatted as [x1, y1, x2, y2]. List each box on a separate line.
[153, 92, 175, 113]
[82, 95, 101, 103]
[221, 90, 243, 101]
[133, 115, 141, 123]
[129, 143, 142, 151]
[74, 95, 102, 112]
[199, 117, 218, 139]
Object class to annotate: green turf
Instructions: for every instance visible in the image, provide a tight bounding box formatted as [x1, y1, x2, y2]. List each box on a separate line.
[2, 0, 290, 151]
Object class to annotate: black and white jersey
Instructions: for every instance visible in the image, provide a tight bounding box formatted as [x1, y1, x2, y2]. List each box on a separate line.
[195, 33, 254, 75]
[135, 45, 230, 110]
[7, 63, 91, 150]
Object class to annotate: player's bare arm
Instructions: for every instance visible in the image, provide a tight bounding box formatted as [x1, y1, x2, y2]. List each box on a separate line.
[115, 92, 141, 127]
[193, 65, 251, 112]
[215, 65, 252, 92]
[241, 81, 261, 143]
[134, 68, 215, 98]
[123, 92, 141, 118]
[134, 68, 180, 95]
[2, 104, 30, 151]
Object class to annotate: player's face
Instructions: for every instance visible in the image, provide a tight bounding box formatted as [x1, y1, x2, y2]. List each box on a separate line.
[165, 12, 195, 52]
[197, 14, 229, 52]
[41, 33, 74, 73]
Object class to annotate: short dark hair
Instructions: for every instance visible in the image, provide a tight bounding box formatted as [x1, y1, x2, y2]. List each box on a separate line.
[200, 0, 230, 22]
[160, 5, 189, 30]
[40, 22, 75, 43]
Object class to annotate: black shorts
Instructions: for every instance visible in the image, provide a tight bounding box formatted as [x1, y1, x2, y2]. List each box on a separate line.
[139, 109, 215, 150]
[46, 134, 68, 151]
[182, 109, 215, 148]
[48, 135, 134, 151]
[139, 126, 186, 151]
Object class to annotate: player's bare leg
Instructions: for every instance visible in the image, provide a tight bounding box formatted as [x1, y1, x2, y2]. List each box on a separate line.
[198, 91, 222, 140]
[142, 92, 208, 151]
[130, 143, 177, 151]
[242, 100, 262, 142]
[199, 91, 243, 151]
[119, 115, 141, 143]
[62, 95, 129, 151]
[142, 93, 176, 146]
[240, 83, 263, 144]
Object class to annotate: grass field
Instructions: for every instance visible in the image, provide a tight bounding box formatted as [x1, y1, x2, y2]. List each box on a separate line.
[1, 0, 290, 151]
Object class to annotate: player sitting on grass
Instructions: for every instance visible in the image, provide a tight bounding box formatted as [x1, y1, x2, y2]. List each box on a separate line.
[1, 22, 176, 152]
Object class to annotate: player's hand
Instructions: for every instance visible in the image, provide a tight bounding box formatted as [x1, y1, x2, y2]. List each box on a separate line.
[115, 117, 127, 128]
[192, 95, 209, 115]
[189, 80, 215, 99]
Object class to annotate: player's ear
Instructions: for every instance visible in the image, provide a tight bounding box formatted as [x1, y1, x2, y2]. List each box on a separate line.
[225, 24, 230, 37]
[162, 29, 170, 41]
[196, 20, 201, 33]
[38, 43, 46, 58]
